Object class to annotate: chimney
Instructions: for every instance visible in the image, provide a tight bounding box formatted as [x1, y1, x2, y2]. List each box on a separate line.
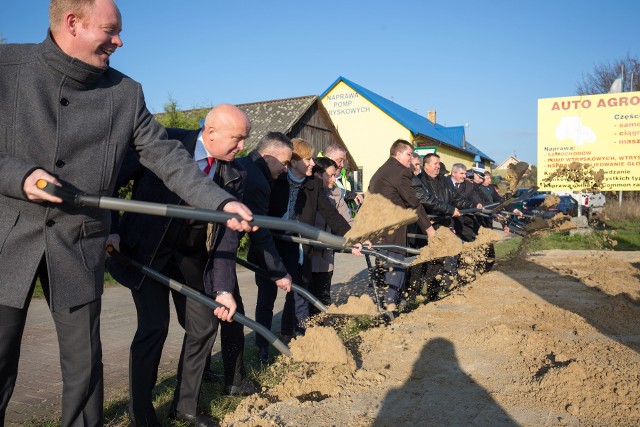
[427, 110, 436, 124]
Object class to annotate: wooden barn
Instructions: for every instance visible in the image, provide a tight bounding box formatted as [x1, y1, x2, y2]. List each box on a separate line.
[236, 95, 357, 171]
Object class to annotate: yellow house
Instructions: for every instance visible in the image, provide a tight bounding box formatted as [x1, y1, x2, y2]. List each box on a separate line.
[320, 76, 493, 190]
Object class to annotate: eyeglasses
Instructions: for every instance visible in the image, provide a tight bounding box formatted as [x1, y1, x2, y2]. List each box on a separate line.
[276, 158, 291, 168]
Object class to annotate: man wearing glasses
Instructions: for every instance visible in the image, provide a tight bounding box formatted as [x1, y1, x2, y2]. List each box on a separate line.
[237, 132, 294, 363]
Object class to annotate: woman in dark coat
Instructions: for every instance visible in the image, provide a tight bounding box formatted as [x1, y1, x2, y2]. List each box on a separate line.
[256, 138, 362, 342]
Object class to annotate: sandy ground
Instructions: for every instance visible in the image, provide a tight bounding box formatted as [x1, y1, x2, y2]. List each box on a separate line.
[224, 250, 640, 426]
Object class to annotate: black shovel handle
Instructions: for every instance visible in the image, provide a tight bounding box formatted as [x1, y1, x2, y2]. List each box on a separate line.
[488, 186, 539, 214]
[235, 258, 328, 313]
[107, 246, 291, 357]
[37, 180, 347, 249]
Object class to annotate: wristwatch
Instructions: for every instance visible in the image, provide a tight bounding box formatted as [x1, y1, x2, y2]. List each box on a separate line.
[216, 291, 231, 296]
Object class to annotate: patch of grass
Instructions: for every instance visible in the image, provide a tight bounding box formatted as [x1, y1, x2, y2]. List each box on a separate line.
[24, 418, 60, 427]
[601, 197, 640, 222]
[604, 219, 640, 251]
[524, 230, 603, 252]
[336, 315, 375, 342]
[494, 237, 523, 260]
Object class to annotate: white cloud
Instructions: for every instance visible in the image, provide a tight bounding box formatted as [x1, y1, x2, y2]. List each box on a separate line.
[555, 116, 596, 146]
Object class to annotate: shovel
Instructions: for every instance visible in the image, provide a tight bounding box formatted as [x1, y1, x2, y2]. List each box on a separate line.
[236, 257, 390, 319]
[485, 186, 539, 214]
[271, 233, 415, 268]
[37, 180, 346, 249]
[234, 257, 328, 313]
[107, 246, 292, 357]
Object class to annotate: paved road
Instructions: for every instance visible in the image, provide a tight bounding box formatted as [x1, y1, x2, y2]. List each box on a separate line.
[5, 253, 370, 425]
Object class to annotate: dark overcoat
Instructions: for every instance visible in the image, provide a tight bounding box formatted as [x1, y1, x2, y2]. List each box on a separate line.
[368, 157, 431, 246]
[108, 128, 242, 296]
[269, 174, 351, 287]
[236, 150, 288, 281]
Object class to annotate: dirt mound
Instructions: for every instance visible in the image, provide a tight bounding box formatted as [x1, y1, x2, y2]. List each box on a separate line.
[325, 295, 379, 316]
[344, 193, 417, 244]
[289, 326, 354, 366]
[225, 250, 640, 426]
[411, 227, 463, 265]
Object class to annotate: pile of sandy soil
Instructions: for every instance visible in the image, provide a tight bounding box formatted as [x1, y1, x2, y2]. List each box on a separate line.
[225, 250, 640, 426]
[325, 295, 380, 316]
[411, 227, 463, 265]
[344, 193, 417, 244]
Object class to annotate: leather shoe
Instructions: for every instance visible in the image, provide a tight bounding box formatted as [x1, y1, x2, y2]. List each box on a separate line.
[169, 411, 219, 427]
[225, 378, 261, 396]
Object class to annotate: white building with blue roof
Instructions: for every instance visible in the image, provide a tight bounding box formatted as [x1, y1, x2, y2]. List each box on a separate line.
[320, 76, 493, 190]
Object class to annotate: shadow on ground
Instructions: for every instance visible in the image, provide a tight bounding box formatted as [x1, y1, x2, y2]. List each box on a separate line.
[373, 337, 517, 426]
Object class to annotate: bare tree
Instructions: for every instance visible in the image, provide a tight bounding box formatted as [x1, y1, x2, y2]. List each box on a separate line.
[576, 53, 640, 95]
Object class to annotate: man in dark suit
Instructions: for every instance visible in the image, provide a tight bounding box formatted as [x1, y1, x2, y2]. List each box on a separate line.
[454, 166, 486, 242]
[410, 154, 478, 298]
[368, 139, 435, 308]
[108, 105, 255, 427]
[237, 132, 293, 363]
[0, 2, 253, 425]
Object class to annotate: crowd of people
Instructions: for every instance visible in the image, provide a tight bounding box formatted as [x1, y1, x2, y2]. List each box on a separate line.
[367, 142, 521, 308]
[0, 1, 516, 426]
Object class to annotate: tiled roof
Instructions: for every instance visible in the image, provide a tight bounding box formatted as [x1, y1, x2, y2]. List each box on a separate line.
[321, 76, 493, 162]
[236, 95, 316, 151]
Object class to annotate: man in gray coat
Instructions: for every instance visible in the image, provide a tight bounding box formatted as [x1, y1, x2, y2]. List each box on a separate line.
[0, 1, 254, 425]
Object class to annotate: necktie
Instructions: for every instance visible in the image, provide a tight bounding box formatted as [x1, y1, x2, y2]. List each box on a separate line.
[455, 182, 460, 189]
[203, 156, 215, 175]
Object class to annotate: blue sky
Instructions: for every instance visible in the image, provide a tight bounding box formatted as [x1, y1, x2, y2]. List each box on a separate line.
[2, 0, 639, 165]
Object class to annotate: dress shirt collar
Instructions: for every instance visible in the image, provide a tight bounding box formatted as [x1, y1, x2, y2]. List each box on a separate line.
[194, 130, 217, 177]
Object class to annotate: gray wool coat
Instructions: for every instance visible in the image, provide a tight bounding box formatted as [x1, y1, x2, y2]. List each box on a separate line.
[0, 34, 233, 310]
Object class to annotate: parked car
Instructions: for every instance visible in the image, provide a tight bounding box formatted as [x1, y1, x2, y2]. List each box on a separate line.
[522, 194, 578, 219]
[511, 188, 548, 211]
[553, 191, 605, 219]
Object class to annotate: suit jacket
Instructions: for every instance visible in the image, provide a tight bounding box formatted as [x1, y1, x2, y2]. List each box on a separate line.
[454, 180, 486, 240]
[237, 150, 288, 280]
[0, 35, 232, 310]
[269, 173, 351, 287]
[485, 184, 504, 204]
[108, 128, 243, 296]
[368, 157, 431, 246]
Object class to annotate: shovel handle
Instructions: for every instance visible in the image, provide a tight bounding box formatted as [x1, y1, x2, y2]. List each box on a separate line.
[235, 258, 328, 313]
[272, 233, 413, 267]
[369, 244, 421, 255]
[107, 246, 291, 357]
[37, 180, 346, 248]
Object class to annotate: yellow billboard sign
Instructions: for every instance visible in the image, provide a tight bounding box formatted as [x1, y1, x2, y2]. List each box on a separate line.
[537, 92, 640, 191]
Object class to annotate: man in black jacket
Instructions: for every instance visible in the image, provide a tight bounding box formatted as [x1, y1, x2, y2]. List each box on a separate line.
[411, 154, 478, 297]
[237, 132, 293, 363]
[412, 154, 478, 229]
[108, 105, 255, 427]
